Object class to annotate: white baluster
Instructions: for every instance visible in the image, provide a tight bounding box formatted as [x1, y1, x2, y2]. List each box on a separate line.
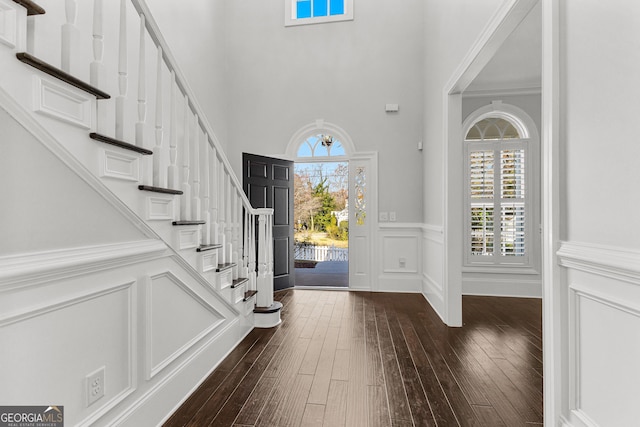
[136, 14, 146, 148]
[231, 189, 239, 279]
[192, 115, 201, 221]
[152, 47, 164, 188]
[209, 147, 219, 244]
[201, 136, 211, 245]
[91, 0, 106, 134]
[180, 100, 191, 220]
[167, 71, 178, 189]
[225, 174, 233, 266]
[115, 0, 127, 140]
[249, 212, 257, 291]
[218, 160, 226, 262]
[61, 0, 78, 73]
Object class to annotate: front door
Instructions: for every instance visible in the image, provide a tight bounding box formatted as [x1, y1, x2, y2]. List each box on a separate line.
[242, 153, 295, 291]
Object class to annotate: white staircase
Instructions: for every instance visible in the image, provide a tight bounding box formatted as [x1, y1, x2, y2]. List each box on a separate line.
[0, 0, 279, 425]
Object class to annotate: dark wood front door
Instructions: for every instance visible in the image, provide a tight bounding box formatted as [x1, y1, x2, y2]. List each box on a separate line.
[242, 153, 294, 291]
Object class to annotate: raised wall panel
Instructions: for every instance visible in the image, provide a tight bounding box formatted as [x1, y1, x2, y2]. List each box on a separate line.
[571, 287, 640, 427]
[382, 235, 418, 273]
[0, 1, 17, 48]
[145, 272, 225, 379]
[0, 282, 135, 426]
[146, 196, 175, 221]
[174, 227, 200, 250]
[32, 76, 93, 129]
[199, 251, 219, 273]
[100, 149, 140, 182]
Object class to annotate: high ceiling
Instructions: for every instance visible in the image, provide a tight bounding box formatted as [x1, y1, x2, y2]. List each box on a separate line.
[465, 1, 542, 93]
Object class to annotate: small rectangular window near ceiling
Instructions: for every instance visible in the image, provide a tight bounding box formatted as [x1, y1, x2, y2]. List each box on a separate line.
[286, 0, 353, 26]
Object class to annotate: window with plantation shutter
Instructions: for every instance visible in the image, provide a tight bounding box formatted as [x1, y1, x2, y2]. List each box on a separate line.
[465, 115, 531, 268]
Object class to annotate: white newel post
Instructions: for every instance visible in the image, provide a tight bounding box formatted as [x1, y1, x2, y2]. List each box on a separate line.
[256, 210, 273, 309]
[209, 147, 219, 245]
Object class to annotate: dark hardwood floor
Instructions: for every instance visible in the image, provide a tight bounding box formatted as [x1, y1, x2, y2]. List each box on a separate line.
[164, 290, 542, 426]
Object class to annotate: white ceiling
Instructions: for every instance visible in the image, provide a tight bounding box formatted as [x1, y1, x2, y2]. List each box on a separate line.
[465, 1, 542, 93]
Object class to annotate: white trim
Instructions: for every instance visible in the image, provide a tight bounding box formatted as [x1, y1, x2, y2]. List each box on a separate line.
[174, 226, 201, 251]
[0, 240, 167, 289]
[462, 276, 542, 298]
[379, 222, 425, 231]
[462, 86, 542, 98]
[541, 0, 562, 425]
[557, 241, 640, 286]
[284, 0, 354, 27]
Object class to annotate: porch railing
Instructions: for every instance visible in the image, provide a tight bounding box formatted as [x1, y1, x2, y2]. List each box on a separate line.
[294, 243, 348, 262]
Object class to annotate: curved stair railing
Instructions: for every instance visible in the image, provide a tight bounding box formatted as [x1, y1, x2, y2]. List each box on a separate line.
[5, 0, 277, 319]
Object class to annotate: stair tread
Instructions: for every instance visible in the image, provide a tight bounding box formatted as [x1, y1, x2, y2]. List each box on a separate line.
[216, 263, 236, 272]
[196, 244, 223, 252]
[16, 52, 110, 99]
[90, 133, 153, 155]
[12, 0, 45, 15]
[138, 185, 182, 195]
[243, 290, 258, 301]
[231, 278, 249, 288]
[172, 220, 206, 226]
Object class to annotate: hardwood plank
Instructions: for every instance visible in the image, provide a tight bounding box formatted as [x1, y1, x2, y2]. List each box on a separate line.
[364, 296, 385, 386]
[372, 297, 413, 423]
[472, 404, 507, 427]
[300, 403, 325, 427]
[397, 317, 460, 426]
[233, 376, 277, 426]
[383, 299, 436, 427]
[345, 337, 367, 427]
[307, 326, 340, 404]
[299, 313, 330, 375]
[368, 385, 392, 427]
[332, 348, 350, 381]
[323, 380, 348, 427]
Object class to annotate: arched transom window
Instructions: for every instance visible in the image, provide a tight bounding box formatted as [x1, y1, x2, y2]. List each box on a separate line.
[297, 134, 346, 158]
[465, 114, 530, 267]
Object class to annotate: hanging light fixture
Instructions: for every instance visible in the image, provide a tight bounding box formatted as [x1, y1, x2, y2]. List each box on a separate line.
[320, 134, 334, 147]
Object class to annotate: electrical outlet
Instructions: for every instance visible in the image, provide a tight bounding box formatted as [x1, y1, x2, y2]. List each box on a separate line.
[399, 258, 406, 268]
[389, 211, 397, 222]
[86, 366, 105, 406]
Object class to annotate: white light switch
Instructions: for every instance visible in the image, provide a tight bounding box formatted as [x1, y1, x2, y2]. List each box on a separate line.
[379, 211, 389, 221]
[385, 104, 399, 112]
[389, 212, 397, 222]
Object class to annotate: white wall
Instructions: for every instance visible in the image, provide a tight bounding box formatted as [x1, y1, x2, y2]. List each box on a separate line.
[554, 1, 640, 426]
[145, 0, 229, 151]
[421, 0, 505, 321]
[224, 0, 425, 223]
[0, 109, 147, 255]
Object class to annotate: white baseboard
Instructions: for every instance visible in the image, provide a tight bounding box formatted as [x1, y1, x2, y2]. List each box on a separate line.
[462, 277, 542, 298]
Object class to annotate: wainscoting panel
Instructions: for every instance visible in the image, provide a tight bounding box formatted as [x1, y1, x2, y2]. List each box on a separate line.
[0, 279, 136, 427]
[378, 224, 422, 292]
[0, 0, 21, 49]
[145, 271, 225, 380]
[100, 148, 140, 182]
[421, 224, 445, 317]
[559, 241, 640, 427]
